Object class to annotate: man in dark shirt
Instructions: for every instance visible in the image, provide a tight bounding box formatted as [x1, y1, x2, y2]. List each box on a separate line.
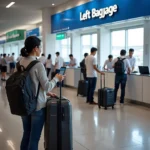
[80, 53, 88, 80]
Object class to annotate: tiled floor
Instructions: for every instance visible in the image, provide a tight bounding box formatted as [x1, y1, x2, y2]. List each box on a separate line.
[0, 81, 150, 150]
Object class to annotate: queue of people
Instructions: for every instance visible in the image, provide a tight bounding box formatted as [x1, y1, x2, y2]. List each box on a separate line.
[0, 53, 18, 81]
[79, 47, 136, 106]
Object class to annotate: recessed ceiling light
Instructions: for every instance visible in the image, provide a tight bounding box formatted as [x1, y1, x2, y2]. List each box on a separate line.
[6, 2, 15, 8]
[52, 3, 55, 6]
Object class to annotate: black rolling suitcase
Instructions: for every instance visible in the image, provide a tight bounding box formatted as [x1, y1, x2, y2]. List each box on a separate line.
[98, 75, 115, 110]
[77, 71, 88, 97]
[77, 80, 88, 96]
[44, 82, 73, 150]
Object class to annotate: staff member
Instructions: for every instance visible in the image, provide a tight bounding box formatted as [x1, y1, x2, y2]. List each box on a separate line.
[126, 48, 136, 72]
[69, 54, 77, 67]
[39, 53, 47, 66]
[85, 47, 104, 105]
[103, 55, 113, 71]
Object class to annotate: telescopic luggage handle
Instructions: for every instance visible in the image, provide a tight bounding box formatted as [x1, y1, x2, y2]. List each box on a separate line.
[100, 74, 105, 89]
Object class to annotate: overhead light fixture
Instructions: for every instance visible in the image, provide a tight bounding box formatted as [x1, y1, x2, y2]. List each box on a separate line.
[52, 3, 55, 6]
[6, 2, 15, 8]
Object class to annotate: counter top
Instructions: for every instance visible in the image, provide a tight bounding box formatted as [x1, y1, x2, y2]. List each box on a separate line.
[101, 71, 150, 77]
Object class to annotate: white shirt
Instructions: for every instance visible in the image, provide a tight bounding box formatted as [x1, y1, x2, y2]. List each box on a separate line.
[46, 59, 52, 69]
[10, 56, 15, 63]
[69, 58, 77, 67]
[113, 56, 131, 74]
[6, 56, 10, 62]
[104, 60, 113, 70]
[39, 56, 47, 65]
[85, 55, 97, 77]
[17, 56, 22, 62]
[55, 56, 64, 69]
[126, 55, 136, 69]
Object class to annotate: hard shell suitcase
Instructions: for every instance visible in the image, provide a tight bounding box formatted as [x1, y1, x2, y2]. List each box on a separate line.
[44, 82, 73, 150]
[98, 75, 115, 110]
[77, 80, 88, 96]
[77, 71, 88, 97]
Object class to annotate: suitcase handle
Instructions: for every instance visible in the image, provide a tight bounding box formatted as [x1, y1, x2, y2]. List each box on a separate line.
[100, 74, 105, 88]
[57, 81, 63, 150]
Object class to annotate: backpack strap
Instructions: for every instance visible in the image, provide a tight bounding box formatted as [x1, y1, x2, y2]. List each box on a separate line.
[122, 58, 126, 61]
[117, 57, 120, 60]
[26, 60, 41, 100]
[26, 60, 40, 71]
[16, 62, 25, 72]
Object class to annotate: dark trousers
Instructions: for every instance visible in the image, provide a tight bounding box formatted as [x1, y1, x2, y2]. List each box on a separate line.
[20, 108, 46, 150]
[87, 77, 97, 103]
[114, 74, 127, 103]
[46, 68, 51, 77]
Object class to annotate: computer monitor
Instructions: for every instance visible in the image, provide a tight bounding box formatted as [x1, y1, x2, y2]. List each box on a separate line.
[138, 66, 150, 74]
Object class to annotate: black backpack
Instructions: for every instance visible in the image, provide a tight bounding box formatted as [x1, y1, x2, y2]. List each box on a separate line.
[80, 59, 86, 73]
[6, 60, 40, 116]
[114, 57, 126, 75]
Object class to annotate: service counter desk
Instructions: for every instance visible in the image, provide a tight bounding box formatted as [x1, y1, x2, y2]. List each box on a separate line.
[64, 68, 150, 105]
[64, 68, 81, 88]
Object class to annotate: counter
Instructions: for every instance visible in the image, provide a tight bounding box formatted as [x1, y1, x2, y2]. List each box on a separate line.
[64, 68, 150, 104]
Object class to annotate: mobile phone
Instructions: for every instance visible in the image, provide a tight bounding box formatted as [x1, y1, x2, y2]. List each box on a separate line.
[59, 67, 66, 75]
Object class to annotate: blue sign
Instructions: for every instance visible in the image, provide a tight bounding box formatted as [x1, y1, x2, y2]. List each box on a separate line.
[0, 40, 5, 45]
[51, 0, 150, 33]
[26, 28, 40, 37]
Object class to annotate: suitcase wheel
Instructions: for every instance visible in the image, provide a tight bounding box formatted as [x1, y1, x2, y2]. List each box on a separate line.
[105, 107, 107, 110]
[98, 105, 101, 109]
[112, 105, 114, 109]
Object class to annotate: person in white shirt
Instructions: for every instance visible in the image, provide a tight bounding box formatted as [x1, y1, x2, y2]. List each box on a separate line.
[39, 53, 47, 66]
[103, 55, 113, 71]
[55, 52, 64, 87]
[126, 48, 136, 72]
[85, 47, 104, 105]
[10, 53, 16, 74]
[17, 54, 22, 62]
[69, 54, 77, 68]
[1, 54, 7, 81]
[46, 54, 52, 77]
[113, 49, 131, 105]
[6, 54, 10, 62]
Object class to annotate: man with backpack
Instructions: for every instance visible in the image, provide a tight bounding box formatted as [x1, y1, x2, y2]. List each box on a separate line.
[113, 49, 131, 105]
[80, 53, 88, 80]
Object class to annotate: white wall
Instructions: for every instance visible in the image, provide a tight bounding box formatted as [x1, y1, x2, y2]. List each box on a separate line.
[99, 27, 111, 68]
[143, 20, 150, 66]
[72, 32, 81, 66]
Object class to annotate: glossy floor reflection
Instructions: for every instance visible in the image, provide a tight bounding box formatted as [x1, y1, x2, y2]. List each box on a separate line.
[0, 81, 150, 150]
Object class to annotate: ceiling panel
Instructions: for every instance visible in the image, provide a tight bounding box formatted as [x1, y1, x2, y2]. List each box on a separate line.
[0, 0, 70, 35]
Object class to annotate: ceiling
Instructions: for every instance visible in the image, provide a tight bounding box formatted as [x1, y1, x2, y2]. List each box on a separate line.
[0, 0, 70, 35]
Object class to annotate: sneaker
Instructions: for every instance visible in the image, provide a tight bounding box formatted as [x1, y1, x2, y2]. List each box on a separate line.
[89, 101, 98, 105]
